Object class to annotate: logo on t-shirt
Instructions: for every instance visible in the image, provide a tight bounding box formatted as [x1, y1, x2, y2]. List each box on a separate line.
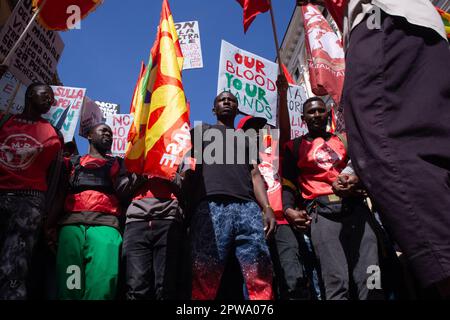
[259, 161, 281, 193]
[313, 142, 341, 170]
[0, 134, 43, 170]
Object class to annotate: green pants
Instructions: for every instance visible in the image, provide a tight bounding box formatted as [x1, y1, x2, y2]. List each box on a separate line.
[56, 225, 122, 300]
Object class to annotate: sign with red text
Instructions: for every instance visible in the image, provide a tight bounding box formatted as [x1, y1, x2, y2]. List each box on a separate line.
[105, 113, 133, 157]
[42, 86, 86, 143]
[217, 40, 278, 126]
[287, 84, 309, 139]
[175, 20, 203, 70]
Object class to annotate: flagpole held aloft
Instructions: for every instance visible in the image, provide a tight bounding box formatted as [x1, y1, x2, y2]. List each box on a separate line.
[268, 0, 282, 74]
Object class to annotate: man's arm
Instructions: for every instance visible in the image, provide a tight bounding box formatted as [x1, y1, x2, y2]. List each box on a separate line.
[251, 164, 277, 239]
[332, 159, 367, 198]
[114, 169, 147, 203]
[44, 151, 68, 251]
[45, 157, 67, 228]
[277, 73, 291, 148]
[281, 142, 311, 231]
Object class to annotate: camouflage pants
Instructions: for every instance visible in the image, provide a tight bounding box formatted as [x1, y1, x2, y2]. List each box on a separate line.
[0, 192, 45, 300]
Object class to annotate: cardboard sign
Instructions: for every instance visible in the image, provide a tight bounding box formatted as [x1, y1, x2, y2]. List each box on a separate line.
[42, 86, 86, 143]
[175, 20, 203, 70]
[217, 40, 278, 126]
[287, 84, 309, 139]
[79, 96, 104, 138]
[105, 113, 133, 157]
[0, 0, 65, 85]
[0, 71, 26, 114]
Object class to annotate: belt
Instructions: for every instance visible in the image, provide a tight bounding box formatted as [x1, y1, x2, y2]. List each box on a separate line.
[315, 194, 342, 204]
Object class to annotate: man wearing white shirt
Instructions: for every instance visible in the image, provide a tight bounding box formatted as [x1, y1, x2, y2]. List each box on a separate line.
[297, 0, 450, 298]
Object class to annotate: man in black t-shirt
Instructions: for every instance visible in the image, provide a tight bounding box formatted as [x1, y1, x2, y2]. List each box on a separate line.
[187, 91, 276, 300]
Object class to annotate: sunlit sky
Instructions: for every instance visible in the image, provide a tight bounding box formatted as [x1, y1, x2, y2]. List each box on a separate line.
[57, 0, 295, 153]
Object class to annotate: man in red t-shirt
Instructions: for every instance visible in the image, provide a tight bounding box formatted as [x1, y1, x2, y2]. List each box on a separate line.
[297, 0, 450, 297]
[282, 97, 381, 300]
[54, 123, 125, 300]
[0, 83, 62, 300]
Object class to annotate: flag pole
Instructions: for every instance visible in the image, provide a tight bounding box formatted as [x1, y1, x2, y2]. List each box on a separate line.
[2, 0, 48, 66]
[268, 0, 282, 73]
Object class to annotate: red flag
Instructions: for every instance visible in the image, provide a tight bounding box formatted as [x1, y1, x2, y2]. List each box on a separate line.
[281, 63, 296, 85]
[125, 0, 191, 180]
[236, 0, 270, 33]
[129, 62, 146, 114]
[323, 0, 346, 32]
[32, 0, 103, 31]
[302, 4, 345, 105]
[127, 61, 146, 144]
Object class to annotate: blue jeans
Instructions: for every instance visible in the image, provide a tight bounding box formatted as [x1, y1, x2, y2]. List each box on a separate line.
[190, 199, 273, 300]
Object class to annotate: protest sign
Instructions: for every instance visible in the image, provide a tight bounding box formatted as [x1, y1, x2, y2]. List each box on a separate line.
[41, 86, 86, 143]
[0, 71, 26, 114]
[105, 113, 133, 157]
[287, 84, 309, 139]
[79, 96, 104, 138]
[175, 20, 203, 70]
[0, 0, 64, 85]
[217, 40, 278, 126]
[95, 100, 120, 119]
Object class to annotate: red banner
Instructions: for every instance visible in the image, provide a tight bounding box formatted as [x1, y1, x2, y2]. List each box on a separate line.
[302, 4, 345, 105]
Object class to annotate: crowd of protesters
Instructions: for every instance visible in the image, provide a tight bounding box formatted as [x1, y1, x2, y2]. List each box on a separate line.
[0, 0, 449, 301]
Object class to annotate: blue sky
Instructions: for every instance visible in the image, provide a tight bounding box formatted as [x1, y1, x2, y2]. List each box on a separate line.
[57, 0, 295, 154]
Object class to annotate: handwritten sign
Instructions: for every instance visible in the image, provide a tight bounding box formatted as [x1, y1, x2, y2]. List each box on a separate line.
[287, 84, 309, 139]
[42, 86, 86, 143]
[217, 40, 278, 126]
[0, 71, 26, 114]
[0, 0, 64, 85]
[105, 114, 133, 157]
[175, 20, 203, 70]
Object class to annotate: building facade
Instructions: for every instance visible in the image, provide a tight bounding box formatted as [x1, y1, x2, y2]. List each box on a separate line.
[279, 0, 449, 101]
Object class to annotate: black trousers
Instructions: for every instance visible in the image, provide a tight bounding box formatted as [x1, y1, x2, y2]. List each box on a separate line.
[122, 219, 182, 300]
[310, 201, 382, 300]
[0, 192, 45, 300]
[269, 225, 314, 300]
[343, 12, 450, 288]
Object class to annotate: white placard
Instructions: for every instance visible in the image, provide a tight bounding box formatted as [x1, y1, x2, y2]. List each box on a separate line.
[287, 84, 309, 139]
[175, 20, 203, 70]
[105, 113, 133, 157]
[217, 40, 278, 126]
[42, 86, 86, 143]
